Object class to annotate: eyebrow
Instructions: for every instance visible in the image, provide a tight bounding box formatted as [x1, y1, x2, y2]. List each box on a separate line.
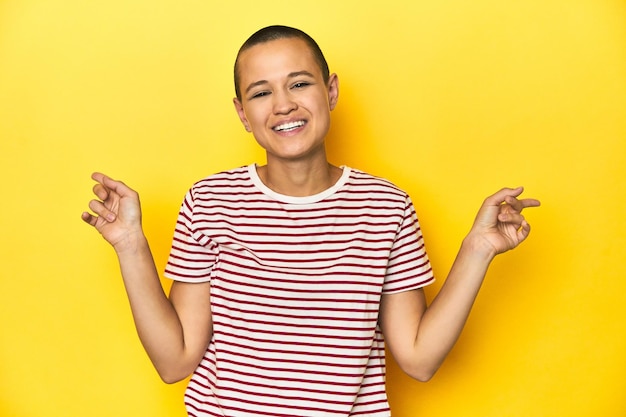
[244, 71, 316, 95]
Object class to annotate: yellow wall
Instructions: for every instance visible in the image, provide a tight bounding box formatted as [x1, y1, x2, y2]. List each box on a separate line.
[1, 0, 625, 416]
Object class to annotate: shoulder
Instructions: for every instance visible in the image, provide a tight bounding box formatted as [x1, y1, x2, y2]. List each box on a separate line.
[345, 167, 410, 200]
[181, 165, 256, 205]
[192, 165, 251, 190]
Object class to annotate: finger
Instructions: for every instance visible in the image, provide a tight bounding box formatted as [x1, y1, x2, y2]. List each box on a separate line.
[81, 211, 96, 226]
[91, 172, 115, 200]
[520, 198, 541, 209]
[498, 210, 526, 224]
[91, 171, 109, 185]
[90, 172, 140, 206]
[88, 199, 116, 222]
[91, 172, 122, 193]
[503, 197, 541, 215]
[516, 220, 531, 242]
[487, 187, 541, 209]
[95, 172, 137, 200]
[92, 183, 110, 201]
[484, 187, 525, 207]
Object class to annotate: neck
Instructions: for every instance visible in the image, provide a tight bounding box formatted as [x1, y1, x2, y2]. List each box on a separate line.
[257, 156, 342, 197]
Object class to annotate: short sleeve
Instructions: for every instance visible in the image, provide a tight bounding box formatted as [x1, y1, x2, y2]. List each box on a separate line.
[164, 188, 218, 283]
[382, 196, 435, 294]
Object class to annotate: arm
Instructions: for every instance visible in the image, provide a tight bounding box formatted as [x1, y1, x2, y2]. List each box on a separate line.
[379, 187, 540, 382]
[82, 173, 213, 383]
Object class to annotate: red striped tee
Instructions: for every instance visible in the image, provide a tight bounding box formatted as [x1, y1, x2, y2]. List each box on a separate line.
[164, 164, 434, 417]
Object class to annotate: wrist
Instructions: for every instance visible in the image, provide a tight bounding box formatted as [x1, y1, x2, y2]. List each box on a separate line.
[113, 228, 149, 257]
[461, 232, 498, 263]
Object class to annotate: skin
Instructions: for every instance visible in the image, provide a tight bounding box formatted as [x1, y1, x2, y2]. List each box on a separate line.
[233, 37, 342, 196]
[82, 174, 212, 383]
[82, 37, 540, 384]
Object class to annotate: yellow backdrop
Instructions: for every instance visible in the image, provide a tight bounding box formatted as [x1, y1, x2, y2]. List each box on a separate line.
[1, 0, 625, 416]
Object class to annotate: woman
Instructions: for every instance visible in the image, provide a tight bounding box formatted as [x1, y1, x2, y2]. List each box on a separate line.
[82, 25, 540, 417]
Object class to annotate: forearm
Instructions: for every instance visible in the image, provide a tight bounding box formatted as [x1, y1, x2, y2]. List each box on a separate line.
[83, 173, 209, 381]
[384, 187, 539, 381]
[115, 232, 196, 382]
[412, 235, 496, 378]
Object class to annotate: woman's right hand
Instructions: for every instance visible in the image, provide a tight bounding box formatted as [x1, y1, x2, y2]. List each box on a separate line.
[81, 172, 144, 252]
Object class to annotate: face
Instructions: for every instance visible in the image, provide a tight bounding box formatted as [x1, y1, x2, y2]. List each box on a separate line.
[233, 37, 339, 165]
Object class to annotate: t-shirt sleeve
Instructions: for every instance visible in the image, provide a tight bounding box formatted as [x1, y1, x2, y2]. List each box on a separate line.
[164, 188, 218, 283]
[382, 195, 435, 294]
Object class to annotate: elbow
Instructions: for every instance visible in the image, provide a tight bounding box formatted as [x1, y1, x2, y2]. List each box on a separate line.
[410, 369, 436, 383]
[155, 364, 195, 385]
[150, 349, 206, 384]
[159, 372, 186, 385]
[393, 347, 447, 382]
[401, 362, 441, 383]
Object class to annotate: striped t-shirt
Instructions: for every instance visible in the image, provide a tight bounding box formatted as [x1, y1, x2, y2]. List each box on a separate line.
[164, 164, 434, 417]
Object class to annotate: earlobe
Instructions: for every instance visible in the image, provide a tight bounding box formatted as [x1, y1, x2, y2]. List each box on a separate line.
[328, 73, 339, 111]
[233, 97, 251, 132]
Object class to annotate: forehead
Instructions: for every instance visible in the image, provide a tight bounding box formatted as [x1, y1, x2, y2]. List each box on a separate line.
[237, 37, 322, 83]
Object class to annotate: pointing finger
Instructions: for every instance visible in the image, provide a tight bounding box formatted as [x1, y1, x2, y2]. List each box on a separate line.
[484, 187, 525, 207]
[504, 195, 541, 213]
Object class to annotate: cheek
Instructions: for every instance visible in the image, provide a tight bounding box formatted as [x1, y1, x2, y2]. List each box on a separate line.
[314, 92, 332, 113]
[310, 96, 332, 123]
[244, 108, 264, 129]
[250, 101, 274, 123]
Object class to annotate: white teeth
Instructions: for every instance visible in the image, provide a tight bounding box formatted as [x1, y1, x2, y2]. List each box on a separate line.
[274, 121, 305, 131]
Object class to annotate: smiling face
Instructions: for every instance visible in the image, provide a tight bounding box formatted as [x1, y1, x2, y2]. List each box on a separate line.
[233, 37, 339, 166]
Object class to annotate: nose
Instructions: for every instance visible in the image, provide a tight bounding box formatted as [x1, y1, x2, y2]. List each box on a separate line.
[272, 89, 297, 115]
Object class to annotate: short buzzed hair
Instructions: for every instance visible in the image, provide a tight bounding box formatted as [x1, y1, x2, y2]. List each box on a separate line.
[234, 25, 330, 100]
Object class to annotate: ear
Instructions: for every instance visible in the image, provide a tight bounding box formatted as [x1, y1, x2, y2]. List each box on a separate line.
[233, 97, 252, 132]
[327, 73, 339, 111]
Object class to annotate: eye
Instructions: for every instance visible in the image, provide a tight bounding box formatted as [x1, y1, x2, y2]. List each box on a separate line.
[291, 82, 311, 89]
[250, 91, 270, 99]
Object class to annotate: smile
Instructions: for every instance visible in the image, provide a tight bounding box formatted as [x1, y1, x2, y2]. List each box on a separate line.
[273, 120, 305, 132]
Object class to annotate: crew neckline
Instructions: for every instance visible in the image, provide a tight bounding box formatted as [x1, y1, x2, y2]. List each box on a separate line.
[248, 163, 351, 204]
